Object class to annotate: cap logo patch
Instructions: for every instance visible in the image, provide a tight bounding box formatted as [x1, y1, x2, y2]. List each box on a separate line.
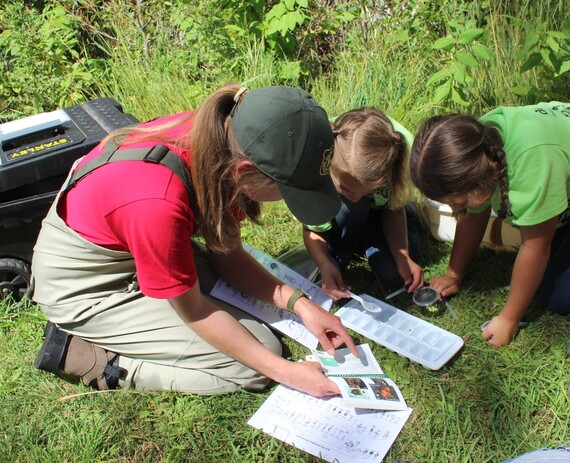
[320, 146, 333, 176]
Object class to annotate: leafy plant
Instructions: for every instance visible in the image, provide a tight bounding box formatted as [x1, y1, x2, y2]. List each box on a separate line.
[513, 26, 570, 100]
[0, 2, 100, 119]
[426, 18, 495, 109]
[259, 0, 358, 81]
[263, 0, 309, 53]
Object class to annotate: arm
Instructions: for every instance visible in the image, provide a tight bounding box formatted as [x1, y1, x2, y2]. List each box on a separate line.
[302, 226, 349, 300]
[206, 233, 358, 357]
[431, 206, 491, 297]
[483, 216, 557, 347]
[169, 283, 341, 397]
[381, 207, 423, 292]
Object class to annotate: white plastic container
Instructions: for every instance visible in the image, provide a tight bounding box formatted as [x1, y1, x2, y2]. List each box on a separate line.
[422, 198, 520, 250]
[336, 295, 464, 370]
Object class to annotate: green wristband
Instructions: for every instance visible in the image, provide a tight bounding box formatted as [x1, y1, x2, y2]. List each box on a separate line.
[287, 288, 308, 313]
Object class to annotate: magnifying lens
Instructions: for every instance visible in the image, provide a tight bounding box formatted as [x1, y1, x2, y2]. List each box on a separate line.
[386, 285, 458, 318]
[412, 286, 439, 306]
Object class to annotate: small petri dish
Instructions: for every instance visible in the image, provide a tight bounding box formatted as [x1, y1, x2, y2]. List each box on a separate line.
[412, 286, 439, 307]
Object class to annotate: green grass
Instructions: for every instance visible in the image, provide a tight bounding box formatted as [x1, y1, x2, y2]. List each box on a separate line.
[1, 202, 569, 463]
[1, 2, 569, 461]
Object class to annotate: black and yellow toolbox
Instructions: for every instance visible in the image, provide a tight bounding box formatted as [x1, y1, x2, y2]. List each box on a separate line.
[0, 98, 139, 301]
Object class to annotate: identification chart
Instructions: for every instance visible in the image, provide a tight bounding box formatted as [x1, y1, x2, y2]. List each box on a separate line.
[209, 244, 332, 350]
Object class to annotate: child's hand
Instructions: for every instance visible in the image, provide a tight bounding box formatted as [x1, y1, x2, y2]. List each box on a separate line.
[430, 274, 461, 298]
[320, 263, 349, 300]
[482, 315, 520, 348]
[397, 257, 424, 292]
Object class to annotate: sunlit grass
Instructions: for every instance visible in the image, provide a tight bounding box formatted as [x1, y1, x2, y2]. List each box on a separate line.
[2, 216, 568, 462]
[2, 2, 569, 462]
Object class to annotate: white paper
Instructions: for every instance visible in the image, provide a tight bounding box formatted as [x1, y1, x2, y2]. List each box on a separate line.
[248, 385, 412, 463]
[209, 244, 332, 349]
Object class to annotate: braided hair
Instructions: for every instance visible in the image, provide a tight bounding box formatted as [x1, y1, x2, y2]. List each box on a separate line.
[482, 125, 511, 218]
[410, 114, 511, 218]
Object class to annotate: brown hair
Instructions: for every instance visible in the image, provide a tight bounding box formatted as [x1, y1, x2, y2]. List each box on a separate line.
[331, 107, 410, 208]
[410, 114, 511, 219]
[104, 83, 274, 253]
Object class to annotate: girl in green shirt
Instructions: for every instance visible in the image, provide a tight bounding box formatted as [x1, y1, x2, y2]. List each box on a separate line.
[410, 102, 570, 347]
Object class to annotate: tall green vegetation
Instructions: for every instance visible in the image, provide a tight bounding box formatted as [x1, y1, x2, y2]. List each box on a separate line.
[1, 1, 568, 122]
[0, 2, 101, 117]
[315, 0, 570, 122]
[0, 0, 360, 119]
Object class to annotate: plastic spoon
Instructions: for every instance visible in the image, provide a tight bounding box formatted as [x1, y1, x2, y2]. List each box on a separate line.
[347, 291, 382, 313]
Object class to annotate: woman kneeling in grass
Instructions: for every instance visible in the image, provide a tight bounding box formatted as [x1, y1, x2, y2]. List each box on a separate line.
[32, 84, 357, 394]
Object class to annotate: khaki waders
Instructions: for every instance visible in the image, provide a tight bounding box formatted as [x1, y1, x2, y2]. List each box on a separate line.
[31, 161, 281, 394]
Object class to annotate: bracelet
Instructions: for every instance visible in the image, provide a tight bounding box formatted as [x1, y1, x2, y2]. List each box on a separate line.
[286, 288, 308, 313]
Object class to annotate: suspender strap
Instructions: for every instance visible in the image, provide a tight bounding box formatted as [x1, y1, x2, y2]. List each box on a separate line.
[64, 142, 194, 197]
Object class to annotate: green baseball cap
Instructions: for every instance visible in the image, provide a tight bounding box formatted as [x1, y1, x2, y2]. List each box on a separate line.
[231, 86, 340, 225]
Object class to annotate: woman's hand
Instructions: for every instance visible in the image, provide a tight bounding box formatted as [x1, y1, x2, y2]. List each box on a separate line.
[482, 314, 520, 348]
[281, 361, 341, 397]
[294, 299, 358, 357]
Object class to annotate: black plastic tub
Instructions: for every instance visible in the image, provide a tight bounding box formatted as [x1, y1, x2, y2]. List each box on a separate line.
[0, 98, 139, 301]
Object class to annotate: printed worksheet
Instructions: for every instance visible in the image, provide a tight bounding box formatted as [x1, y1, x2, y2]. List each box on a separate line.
[248, 384, 412, 463]
[209, 244, 332, 350]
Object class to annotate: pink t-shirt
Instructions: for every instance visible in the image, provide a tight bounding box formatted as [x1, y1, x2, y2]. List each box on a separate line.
[60, 112, 198, 299]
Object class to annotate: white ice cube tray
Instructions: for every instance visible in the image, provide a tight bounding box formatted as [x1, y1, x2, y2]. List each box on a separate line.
[336, 295, 464, 370]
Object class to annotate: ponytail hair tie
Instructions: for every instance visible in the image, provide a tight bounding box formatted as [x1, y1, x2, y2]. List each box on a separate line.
[230, 86, 249, 117]
[233, 86, 248, 104]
